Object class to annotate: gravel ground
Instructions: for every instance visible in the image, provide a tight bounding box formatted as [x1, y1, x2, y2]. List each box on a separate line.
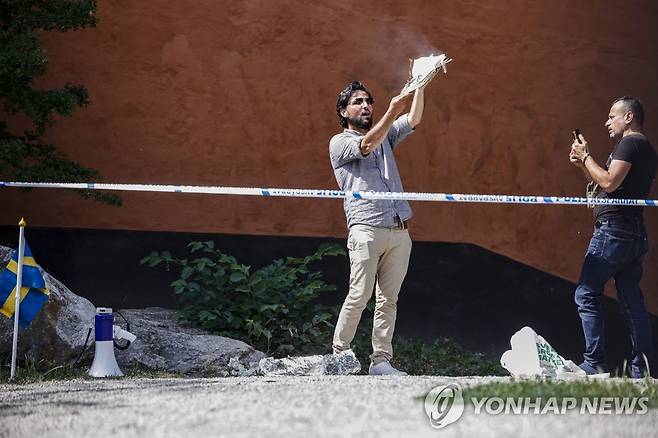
[1, 376, 656, 438]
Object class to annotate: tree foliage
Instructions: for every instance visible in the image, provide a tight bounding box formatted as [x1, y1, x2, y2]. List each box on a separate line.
[0, 0, 120, 205]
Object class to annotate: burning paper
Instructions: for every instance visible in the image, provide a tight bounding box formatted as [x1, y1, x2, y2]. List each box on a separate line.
[400, 53, 452, 95]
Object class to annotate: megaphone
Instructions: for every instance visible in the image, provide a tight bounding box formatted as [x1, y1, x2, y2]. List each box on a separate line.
[89, 307, 137, 377]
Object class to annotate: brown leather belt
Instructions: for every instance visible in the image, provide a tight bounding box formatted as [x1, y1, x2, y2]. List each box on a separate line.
[393, 217, 408, 230]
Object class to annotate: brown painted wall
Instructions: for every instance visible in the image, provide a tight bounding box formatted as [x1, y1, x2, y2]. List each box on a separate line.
[2, 1, 658, 311]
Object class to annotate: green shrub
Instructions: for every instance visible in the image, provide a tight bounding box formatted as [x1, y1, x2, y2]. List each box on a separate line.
[141, 241, 345, 356]
[392, 337, 507, 376]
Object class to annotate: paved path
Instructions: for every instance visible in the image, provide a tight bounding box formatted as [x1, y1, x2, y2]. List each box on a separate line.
[1, 376, 655, 438]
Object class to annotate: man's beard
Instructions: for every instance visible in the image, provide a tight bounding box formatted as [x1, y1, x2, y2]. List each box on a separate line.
[348, 114, 372, 130]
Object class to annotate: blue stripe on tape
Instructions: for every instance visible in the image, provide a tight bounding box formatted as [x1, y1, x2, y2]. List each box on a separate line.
[2, 182, 658, 207]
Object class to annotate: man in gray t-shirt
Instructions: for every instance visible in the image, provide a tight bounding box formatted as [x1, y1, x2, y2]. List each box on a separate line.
[329, 80, 430, 375]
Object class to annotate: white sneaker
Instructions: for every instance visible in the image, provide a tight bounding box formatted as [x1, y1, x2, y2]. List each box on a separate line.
[368, 360, 408, 376]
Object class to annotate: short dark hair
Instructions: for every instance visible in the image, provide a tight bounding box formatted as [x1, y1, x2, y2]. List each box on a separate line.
[612, 96, 645, 127]
[336, 81, 374, 128]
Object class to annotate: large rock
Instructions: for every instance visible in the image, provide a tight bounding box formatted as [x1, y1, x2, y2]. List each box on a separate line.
[113, 307, 265, 376]
[0, 246, 97, 365]
[1, 246, 265, 376]
[259, 350, 361, 376]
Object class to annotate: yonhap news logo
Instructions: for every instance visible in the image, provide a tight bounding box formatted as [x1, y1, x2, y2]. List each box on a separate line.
[423, 383, 649, 430]
[423, 383, 465, 429]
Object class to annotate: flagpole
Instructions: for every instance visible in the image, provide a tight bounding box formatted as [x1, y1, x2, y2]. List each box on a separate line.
[10, 218, 26, 381]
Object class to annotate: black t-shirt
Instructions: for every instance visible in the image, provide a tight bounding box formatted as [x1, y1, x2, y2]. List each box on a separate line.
[593, 134, 657, 221]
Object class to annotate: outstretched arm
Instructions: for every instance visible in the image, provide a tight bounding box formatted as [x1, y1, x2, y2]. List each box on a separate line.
[407, 86, 425, 128]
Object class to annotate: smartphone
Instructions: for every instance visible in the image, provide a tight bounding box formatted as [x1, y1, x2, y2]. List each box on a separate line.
[573, 128, 582, 144]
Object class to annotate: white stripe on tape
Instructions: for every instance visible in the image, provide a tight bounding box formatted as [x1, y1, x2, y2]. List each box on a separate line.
[1, 181, 656, 207]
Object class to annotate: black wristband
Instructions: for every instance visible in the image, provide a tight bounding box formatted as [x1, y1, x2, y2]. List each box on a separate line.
[582, 154, 591, 165]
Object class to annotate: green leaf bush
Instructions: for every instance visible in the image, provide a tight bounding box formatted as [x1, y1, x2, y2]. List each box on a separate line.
[141, 241, 345, 356]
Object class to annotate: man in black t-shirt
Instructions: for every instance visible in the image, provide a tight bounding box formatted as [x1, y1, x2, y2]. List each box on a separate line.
[570, 96, 657, 378]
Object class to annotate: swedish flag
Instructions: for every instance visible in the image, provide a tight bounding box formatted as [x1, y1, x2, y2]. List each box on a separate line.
[0, 240, 49, 328]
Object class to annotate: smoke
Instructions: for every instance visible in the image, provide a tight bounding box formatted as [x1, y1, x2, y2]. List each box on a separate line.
[372, 24, 446, 93]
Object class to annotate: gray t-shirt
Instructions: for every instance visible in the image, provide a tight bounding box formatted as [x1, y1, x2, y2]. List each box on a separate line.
[329, 115, 414, 228]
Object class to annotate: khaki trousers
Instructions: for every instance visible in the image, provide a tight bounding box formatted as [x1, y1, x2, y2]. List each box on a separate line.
[332, 224, 412, 364]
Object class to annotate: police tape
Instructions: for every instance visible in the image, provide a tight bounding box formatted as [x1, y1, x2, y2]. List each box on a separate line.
[1, 181, 657, 207]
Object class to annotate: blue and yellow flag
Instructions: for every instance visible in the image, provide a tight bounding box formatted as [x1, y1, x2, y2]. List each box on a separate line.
[0, 240, 49, 328]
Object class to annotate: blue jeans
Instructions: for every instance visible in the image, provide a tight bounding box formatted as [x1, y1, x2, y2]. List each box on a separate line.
[575, 216, 652, 378]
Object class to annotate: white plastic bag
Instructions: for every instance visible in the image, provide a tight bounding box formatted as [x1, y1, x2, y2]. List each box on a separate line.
[500, 326, 592, 379]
